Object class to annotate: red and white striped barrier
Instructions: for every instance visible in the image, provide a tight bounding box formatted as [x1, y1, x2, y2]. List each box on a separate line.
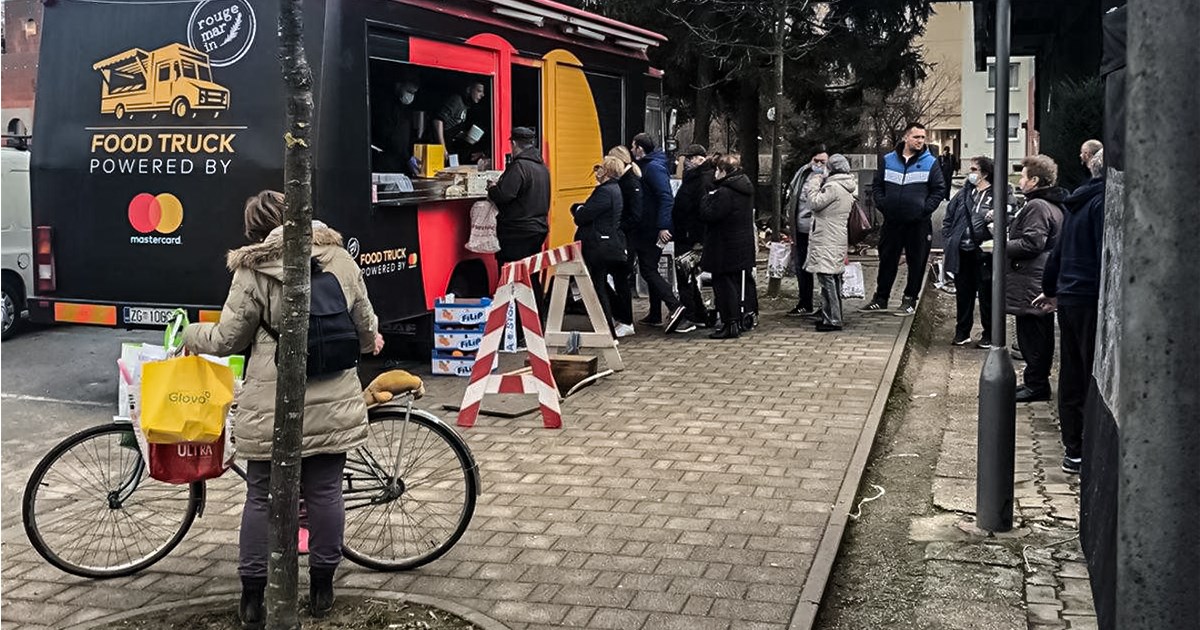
[456, 244, 582, 429]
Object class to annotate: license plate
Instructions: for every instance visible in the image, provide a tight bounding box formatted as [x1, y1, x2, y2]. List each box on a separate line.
[123, 307, 176, 326]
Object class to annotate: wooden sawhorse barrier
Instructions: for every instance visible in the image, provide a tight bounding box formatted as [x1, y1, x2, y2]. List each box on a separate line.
[457, 241, 622, 429]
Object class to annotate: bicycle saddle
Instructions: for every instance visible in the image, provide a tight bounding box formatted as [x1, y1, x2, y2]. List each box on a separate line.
[363, 369, 426, 406]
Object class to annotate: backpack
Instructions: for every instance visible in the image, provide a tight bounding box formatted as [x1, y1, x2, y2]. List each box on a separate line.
[261, 258, 362, 377]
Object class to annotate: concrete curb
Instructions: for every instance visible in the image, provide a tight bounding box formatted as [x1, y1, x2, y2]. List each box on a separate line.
[74, 587, 512, 630]
[788, 271, 931, 630]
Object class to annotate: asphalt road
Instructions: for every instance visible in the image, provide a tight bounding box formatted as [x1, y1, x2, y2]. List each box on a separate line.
[0, 324, 160, 529]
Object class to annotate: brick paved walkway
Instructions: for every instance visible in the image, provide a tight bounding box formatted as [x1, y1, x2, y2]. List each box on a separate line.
[1, 263, 913, 630]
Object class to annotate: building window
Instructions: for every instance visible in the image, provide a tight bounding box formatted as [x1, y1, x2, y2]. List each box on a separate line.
[986, 113, 1021, 141]
[987, 62, 1020, 90]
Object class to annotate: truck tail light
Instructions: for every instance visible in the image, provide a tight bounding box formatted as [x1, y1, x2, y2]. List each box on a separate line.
[35, 226, 56, 293]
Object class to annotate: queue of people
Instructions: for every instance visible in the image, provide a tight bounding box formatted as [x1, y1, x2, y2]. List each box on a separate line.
[190, 124, 1110, 628]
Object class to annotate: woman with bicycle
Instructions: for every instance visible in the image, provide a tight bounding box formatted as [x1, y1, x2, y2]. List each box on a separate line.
[181, 190, 382, 628]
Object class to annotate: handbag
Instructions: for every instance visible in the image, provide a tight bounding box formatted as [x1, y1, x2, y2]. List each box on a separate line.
[847, 200, 873, 246]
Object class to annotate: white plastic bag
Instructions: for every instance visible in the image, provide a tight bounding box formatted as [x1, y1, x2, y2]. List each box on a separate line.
[466, 200, 501, 254]
[842, 262, 866, 299]
[767, 241, 792, 279]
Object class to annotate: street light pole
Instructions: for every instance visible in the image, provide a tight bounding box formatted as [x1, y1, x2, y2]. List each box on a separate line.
[976, 0, 1016, 533]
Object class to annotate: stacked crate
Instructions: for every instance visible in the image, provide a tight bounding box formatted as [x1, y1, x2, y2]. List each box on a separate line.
[431, 297, 491, 376]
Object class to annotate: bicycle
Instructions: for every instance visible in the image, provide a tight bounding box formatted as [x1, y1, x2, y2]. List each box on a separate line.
[22, 387, 481, 579]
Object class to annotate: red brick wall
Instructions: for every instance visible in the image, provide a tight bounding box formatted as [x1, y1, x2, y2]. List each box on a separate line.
[2, 1, 44, 122]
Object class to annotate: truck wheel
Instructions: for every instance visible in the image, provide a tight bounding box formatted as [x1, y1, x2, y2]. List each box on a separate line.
[172, 97, 190, 119]
[2, 278, 23, 341]
[115, 104, 126, 120]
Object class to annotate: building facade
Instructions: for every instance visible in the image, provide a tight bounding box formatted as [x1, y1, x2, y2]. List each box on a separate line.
[1, 0, 43, 133]
[960, 8, 1035, 176]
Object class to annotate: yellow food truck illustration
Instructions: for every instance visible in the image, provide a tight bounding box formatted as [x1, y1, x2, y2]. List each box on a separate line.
[93, 43, 230, 119]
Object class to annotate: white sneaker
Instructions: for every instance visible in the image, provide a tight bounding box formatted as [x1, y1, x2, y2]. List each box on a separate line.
[614, 323, 636, 338]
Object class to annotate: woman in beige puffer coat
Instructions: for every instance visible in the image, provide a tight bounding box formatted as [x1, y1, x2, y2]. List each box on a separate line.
[803, 154, 858, 331]
[182, 190, 380, 627]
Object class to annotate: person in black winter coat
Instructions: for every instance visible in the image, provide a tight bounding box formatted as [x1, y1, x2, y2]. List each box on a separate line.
[1006, 155, 1065, 402]
[700, 153, 757, 339]
[1033, 150, 1106, 475]
[488, 127, 551, 263]
[672, 144, 716, 323]
[574, 157, 630, 334]
[606, 146, 644, 337]
[941, 155, 1007, 347]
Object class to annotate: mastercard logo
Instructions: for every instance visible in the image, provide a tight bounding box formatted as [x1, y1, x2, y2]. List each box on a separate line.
[128, 193, 184, 234]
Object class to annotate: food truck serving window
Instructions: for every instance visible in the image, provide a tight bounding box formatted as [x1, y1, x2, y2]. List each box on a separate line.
[368, 38, 499, 206]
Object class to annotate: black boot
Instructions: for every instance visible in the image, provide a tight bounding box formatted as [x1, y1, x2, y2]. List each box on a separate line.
[239, 578, 266, 630]
[708, 322, 740, 339]
[309, 566, 336, 618]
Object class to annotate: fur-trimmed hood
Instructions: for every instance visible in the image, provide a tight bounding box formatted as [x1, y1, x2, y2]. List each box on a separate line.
[226, 221, 347, 279]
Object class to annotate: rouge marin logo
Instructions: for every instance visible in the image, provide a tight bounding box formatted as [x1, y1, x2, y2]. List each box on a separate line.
[187, 0, 257, 68]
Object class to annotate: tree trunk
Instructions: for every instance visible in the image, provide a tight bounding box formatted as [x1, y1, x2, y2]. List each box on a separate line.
[267, 1, 315, 629]
[736, 75, 760, 193]
[767, 4, 786, 297]
[693, 55, 714, 148]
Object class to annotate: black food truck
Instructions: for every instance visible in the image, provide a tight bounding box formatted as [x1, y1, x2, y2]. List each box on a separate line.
[29, 0, 667, 341]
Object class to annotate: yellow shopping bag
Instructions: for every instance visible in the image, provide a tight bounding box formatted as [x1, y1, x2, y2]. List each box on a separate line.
[140, 354, 235, 444]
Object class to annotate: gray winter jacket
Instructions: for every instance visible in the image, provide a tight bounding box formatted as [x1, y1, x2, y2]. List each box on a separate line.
[804, 173, 857, 275]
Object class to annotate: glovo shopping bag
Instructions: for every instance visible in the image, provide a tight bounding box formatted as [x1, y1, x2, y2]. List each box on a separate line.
[140, 353, 235, 444]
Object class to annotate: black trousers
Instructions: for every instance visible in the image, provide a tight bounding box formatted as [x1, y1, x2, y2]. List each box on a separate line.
[1057, 303, 1098, 459]
[873, 219, 932, 306]
[633, 240, 679, 322]
[585, 256, 632, 332]
[497, 232, 547, 334]
[793, 232, 814, 310]
[711, 270, 744, 327]
[954, 248, 992, 340]
[1015, 313, 1055, 394]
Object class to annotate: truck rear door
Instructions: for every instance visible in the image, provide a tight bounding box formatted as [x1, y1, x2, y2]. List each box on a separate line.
[29, 0, 313, 327]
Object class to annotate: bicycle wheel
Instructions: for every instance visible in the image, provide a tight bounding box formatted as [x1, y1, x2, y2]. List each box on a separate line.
[341, 406, 478, 571]
[23, 424, 202, 578]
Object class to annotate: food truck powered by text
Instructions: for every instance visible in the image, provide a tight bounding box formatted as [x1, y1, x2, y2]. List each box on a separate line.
[29, 0, 667, 341]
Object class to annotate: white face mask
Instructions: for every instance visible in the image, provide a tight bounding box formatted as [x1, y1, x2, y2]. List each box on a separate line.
[398, 91, 415, 106]
[967, 172, 980, 186]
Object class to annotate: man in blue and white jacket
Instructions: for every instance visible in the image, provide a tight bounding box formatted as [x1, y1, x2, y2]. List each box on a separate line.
[862, 122, 947, 316]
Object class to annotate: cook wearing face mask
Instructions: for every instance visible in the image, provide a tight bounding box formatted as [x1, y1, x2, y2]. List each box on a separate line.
[371, 79, 421, 175]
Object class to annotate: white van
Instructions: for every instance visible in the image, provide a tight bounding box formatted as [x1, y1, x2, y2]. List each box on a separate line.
[2, 143, 33, 340]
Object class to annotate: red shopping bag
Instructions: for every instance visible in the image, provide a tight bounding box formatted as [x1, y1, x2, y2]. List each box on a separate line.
[148, 430, 229, 484]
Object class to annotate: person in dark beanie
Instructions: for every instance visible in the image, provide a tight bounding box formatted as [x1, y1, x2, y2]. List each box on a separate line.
[1006, 154, 1065, 398]
[489, 127, 550, 263]
[489, 126, 551, 333]
[1034, 149, 1106, 475]
[672, 144, 715, 324]
[699, 153, 756, 339]
[630, 132, 689, 333]
[861, 122, 946, 316]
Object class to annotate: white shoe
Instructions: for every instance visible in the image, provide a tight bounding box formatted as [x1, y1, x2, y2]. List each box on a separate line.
[614, 323, 636, 338]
